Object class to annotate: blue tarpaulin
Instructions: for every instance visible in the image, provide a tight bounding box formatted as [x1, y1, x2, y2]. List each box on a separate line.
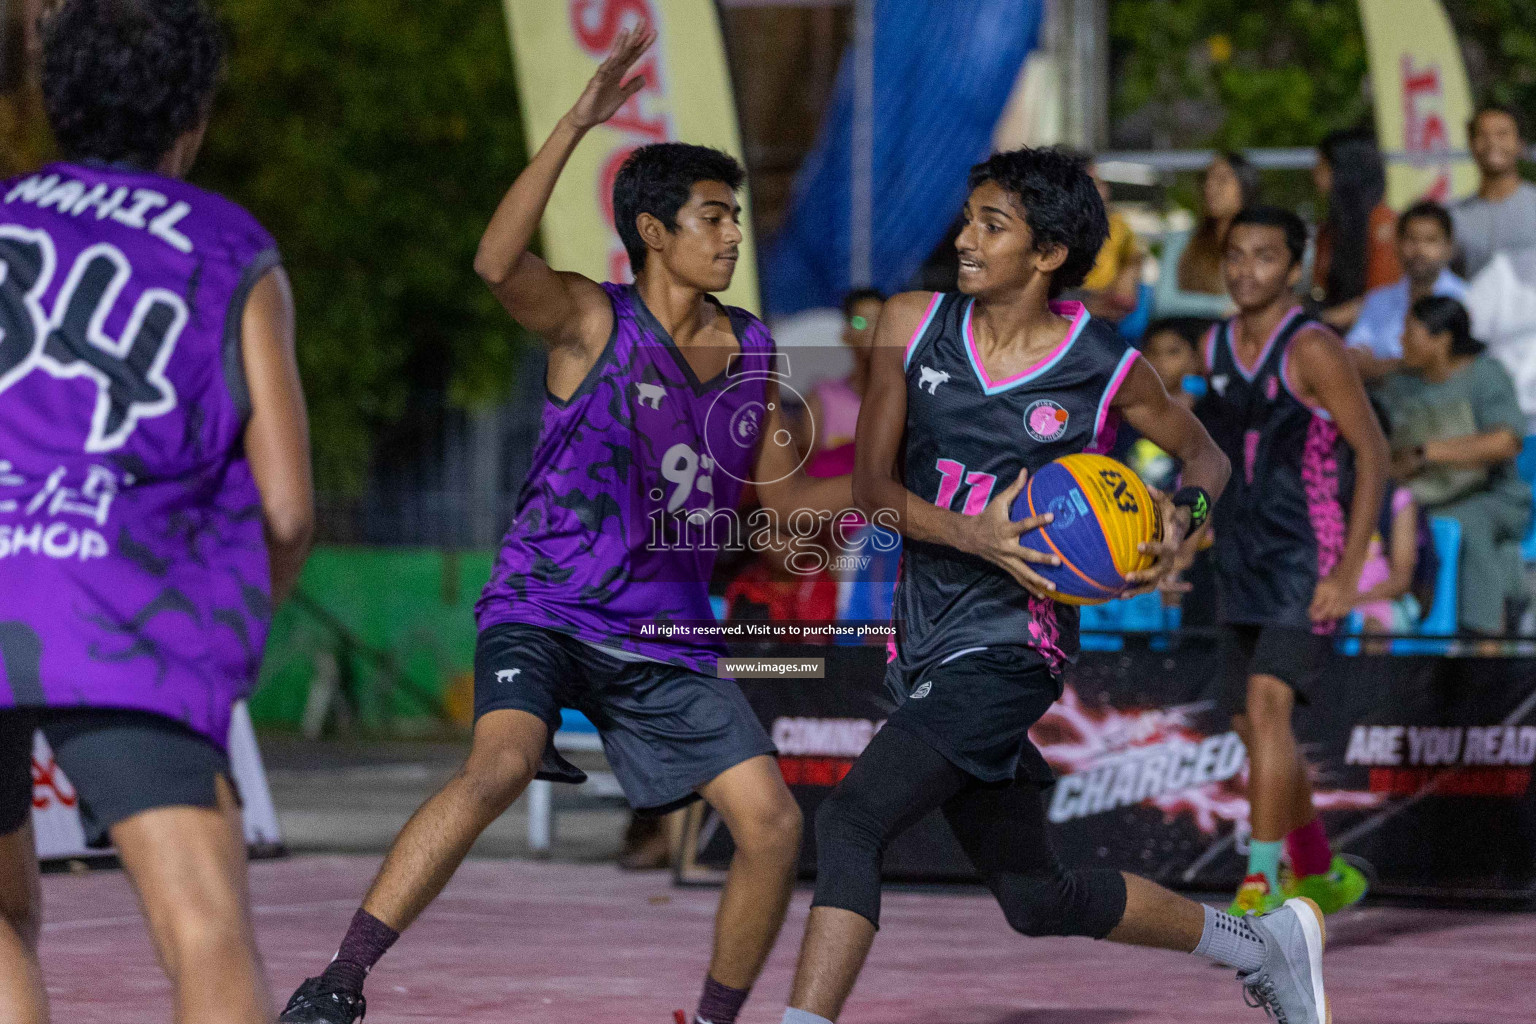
[762, 0, 1043, 317]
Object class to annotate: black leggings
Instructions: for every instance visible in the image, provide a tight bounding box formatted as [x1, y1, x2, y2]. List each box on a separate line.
[812, 722, 1127, 938]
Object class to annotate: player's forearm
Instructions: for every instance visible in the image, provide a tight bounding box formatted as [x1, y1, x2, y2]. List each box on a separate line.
[1424, 430, 1522, 468]
[1339, 441, 1388, 580]
[264, 506, 314, 607]
[856, 472, 975, 553]
[474, 116, 587, 286]
[1178, 444, 1230, 506]
[763, 473, 855, 520]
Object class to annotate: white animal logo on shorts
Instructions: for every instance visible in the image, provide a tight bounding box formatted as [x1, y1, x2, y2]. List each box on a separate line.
[635, 382, 666, 409]
[918, 366, 950, 395]
[495, 668, 521, 683]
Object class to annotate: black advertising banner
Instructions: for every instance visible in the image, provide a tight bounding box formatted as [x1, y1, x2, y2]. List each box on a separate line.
[693, 639, 1536, 899]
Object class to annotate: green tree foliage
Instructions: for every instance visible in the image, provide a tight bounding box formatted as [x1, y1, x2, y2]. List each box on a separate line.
[1110, 0, 1536, 151]
[195, 0, 529, 494]
[1447, 1, 1536, 116]
[1110, 0, 1371, 149]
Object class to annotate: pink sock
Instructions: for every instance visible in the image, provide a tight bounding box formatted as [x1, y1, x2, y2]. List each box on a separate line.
[1286, 818, 1333, 878]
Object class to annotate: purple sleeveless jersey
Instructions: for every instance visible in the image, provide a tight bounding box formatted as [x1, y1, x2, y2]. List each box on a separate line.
[476, 283, 776, 672]
[0, 162, 278, 749]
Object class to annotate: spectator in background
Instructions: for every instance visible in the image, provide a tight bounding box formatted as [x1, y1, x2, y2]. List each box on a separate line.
[1354, 403, 1426, 638]
[1453, 105, 1536, 279]
[1347, 201, 1467, 382]
[800, 289, 883, 478]
[1313, 129, 1400, 330]
[1119, 317, 1210, 491]
[1131, 318, 1219, 626]
[1078, 160, 1144, 323]
[1378, 296, 1531, 635]
[1152, 151, 1258, 319]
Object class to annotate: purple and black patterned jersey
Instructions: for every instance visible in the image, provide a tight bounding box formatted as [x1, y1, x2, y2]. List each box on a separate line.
[475, 283, 777, 672]
[0, 162, 279, 748]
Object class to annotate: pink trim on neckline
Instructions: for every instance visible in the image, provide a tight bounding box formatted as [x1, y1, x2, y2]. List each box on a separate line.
[964, 299, 1088, 392]
[1090, 349, 1141, 452]
[903, 292, 944, 369]
[1228, 305, 1304, 380]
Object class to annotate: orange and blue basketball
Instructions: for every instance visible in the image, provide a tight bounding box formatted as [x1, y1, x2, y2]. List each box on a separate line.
[1012, 453, 1162, 605]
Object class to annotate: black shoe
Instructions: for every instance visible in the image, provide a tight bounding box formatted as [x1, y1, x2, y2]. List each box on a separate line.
[279, 976, 367, 1023]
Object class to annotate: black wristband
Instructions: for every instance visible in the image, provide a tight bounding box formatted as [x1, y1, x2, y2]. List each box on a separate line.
[1171, 486, 1211, 533]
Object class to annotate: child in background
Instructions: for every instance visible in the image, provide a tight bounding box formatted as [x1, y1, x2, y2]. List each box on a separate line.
[1354, 486, 1422, 635]
[1355, 405, 1430, 636]
[1117, 318, 1211, 492]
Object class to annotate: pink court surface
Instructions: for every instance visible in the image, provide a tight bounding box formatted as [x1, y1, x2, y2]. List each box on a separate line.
[39, 855, 1533, 1022]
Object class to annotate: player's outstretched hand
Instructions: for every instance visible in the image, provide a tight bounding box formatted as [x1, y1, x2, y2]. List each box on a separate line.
[1122, 486, 1189, 596]
[957, 468, 1060, 600]
[566, 25, 657, 131]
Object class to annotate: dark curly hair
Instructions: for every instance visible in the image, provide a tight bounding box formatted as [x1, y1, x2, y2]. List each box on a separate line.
[967, 147, 1109, 295]
[41, 0, 223, 169]
[613, 143, 744, 273]
[1229, 205, 1307, 267]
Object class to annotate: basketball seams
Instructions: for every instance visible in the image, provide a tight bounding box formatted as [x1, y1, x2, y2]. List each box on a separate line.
[1057, 457, 1137, 585]
[1025, 463, 1120, 599]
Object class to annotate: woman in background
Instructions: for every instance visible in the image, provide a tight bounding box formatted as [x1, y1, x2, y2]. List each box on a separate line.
[1379, 296, 1530, 636]
[1314, 130, 1400, 329]
[1153, 151, 1258, 319]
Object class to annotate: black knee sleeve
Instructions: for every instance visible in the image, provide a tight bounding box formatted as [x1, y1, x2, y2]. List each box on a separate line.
[989, 867, 1127, 939]
[809, 786, 888, 929]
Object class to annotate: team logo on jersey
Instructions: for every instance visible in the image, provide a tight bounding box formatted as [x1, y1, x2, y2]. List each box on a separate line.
[910, 680, 932, 699]
[1211, 374, 1229, 396]
[635, 381, 667, 410]
[918, 365, 950, 394]
[728, 402, 764, 447]
[495, 668, 521, 683]
[1023, 399, 1070, 442]
[1263, 374, 1280, 401]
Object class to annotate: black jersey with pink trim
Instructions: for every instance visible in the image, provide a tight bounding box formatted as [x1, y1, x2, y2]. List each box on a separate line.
[893, 293, 1139, 677]
[1196, 308, 1353, 633]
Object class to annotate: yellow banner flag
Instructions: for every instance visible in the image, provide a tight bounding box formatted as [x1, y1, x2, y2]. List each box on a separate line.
[1359, 0, 1478, 209]
[500, 0, 760, 313]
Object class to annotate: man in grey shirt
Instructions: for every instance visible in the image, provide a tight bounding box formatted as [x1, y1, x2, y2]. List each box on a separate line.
[1453, 105, 1536, 279]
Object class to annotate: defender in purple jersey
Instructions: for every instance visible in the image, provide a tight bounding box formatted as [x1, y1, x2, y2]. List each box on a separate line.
[0, 4, 313, 1023]
[1195, 207, 1386, 918]
[282, 29, 850, 1024]
[777, 152, 1328, 1024]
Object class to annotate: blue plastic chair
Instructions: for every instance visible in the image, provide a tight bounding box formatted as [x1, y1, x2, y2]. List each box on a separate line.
[1117, 282, 1155, 344]
[1392, 516, 1461, 655]
[1518, 435, 1536, 560]
[1079, 600, 1125, 652]
[558, 708, 600, 735]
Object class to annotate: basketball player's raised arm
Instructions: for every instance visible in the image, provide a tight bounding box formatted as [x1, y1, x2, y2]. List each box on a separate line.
[1112, 354, 1230, 590]
[853, 292, 1063, 598]
[1290, 326, 1390, 621]
[240, 266, 315, 606]
[473, 26, 657, 347]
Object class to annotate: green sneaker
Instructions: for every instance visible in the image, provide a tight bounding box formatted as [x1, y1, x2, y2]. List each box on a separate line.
[1228, 873, 1285, 916]
[1286, 855, 1369, 915]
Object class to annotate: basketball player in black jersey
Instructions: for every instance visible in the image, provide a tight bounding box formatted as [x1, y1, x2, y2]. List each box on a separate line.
[1197, 207, 1387, 918]
[777, 151, 1332, 1024]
